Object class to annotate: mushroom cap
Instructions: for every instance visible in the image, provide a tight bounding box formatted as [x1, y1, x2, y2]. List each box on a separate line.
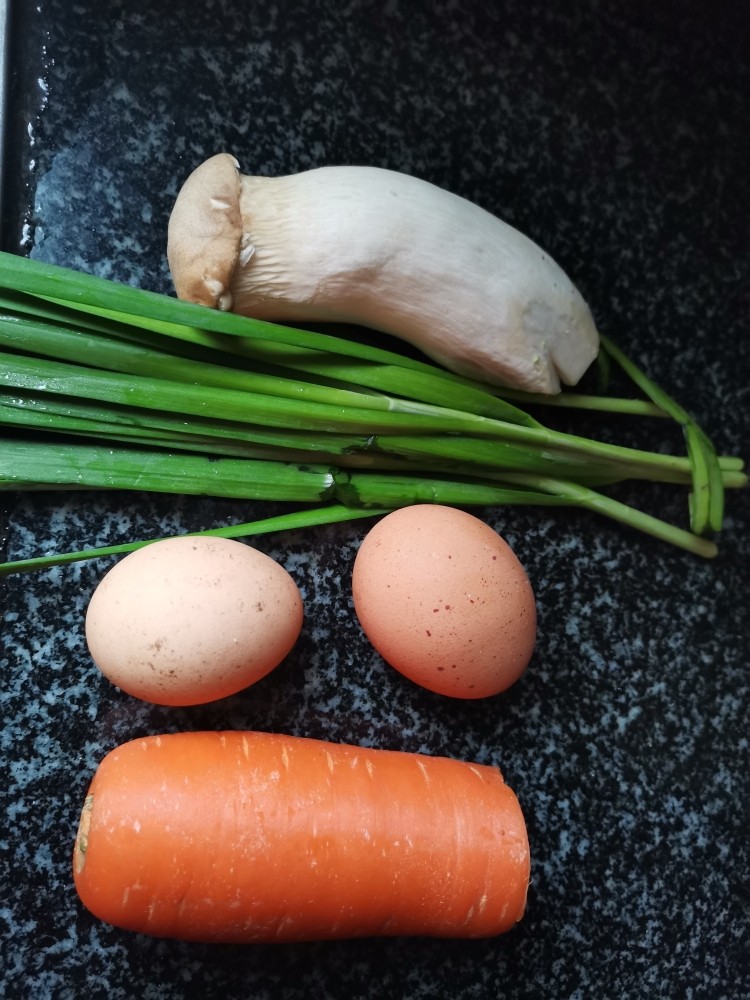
[167, 152, 243, 309]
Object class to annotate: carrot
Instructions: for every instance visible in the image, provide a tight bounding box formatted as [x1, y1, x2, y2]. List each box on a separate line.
[73, 731, 530, 943]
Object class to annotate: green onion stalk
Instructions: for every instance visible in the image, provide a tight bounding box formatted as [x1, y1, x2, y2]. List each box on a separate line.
[0, 252, 745, 575]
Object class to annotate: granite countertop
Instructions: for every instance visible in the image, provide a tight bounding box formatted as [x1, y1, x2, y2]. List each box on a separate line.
[1, 2, 748, 998]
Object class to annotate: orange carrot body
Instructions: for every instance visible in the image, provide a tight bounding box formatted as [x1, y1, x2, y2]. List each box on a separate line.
[73, 731, 529, 943]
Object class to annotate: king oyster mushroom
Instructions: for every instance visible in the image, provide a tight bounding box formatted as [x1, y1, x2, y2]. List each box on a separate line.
[167, 152, 599, 394]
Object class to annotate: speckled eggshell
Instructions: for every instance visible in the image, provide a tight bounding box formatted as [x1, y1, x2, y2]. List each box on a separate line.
[85, 535, 303, 706]
[352, 505, 536, 699]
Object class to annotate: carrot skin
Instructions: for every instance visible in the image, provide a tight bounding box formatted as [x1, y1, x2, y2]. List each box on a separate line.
[73, 731, 530, 943]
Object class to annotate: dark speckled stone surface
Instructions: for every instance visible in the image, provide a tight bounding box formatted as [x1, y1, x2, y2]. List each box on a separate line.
[1, 1, 749, 997]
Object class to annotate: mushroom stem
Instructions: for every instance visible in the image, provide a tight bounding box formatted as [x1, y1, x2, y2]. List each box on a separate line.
[167, 153, 600, 394]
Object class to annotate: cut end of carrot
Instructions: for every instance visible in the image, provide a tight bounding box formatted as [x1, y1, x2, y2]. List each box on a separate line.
[74, 793, 94, 876]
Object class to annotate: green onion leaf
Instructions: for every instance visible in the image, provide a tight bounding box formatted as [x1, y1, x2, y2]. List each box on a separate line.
[0, 251, 744, 570]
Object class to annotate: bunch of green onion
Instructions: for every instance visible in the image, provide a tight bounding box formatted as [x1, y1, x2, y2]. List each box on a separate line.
[0, 251, 745, 574]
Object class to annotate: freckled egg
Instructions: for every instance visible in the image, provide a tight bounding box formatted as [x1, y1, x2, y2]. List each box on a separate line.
[85, 535, 303, 706]
[351, 505, 536, 699]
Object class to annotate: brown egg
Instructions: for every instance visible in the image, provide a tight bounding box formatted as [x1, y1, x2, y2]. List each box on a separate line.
[85, 535, 303, 706]
[352, 505, 536, 698]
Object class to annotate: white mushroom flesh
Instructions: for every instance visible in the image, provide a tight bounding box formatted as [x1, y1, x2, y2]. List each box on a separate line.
[168, 154, 600, 394]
